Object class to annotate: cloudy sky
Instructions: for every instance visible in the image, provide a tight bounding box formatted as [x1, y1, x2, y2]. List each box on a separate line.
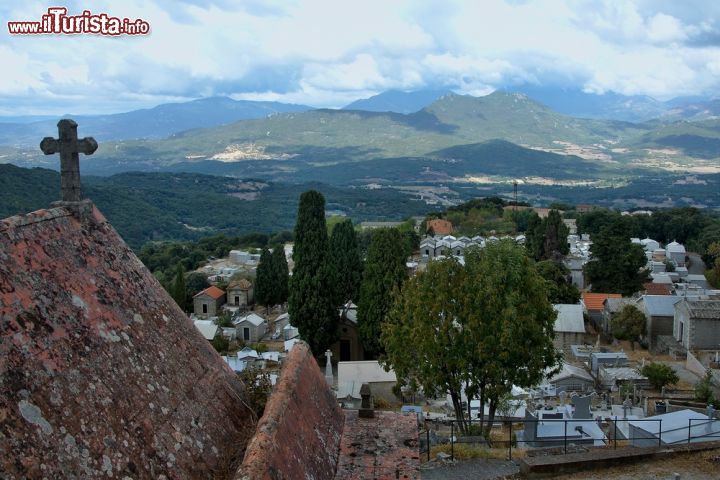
[1, 0, 719, 115]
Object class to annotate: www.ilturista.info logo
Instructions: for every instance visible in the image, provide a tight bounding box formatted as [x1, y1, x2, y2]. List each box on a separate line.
[8, 7, 150, 36]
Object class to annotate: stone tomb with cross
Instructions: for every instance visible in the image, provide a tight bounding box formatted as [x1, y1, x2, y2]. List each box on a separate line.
[40, 119, 98, 219]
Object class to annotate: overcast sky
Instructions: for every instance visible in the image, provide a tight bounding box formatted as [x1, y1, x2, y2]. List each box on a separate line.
[1, 0, 719, 115]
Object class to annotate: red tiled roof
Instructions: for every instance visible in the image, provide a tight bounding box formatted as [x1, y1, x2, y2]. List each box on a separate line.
[643, 283, 673, 296]
[197, 285, 225, 299]
[229, 278, 252, 290]
[582, 292, 622, 311]
[427, 218, 453, 235]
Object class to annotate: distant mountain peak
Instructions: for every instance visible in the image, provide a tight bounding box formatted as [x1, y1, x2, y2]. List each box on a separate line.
[343, 89, 452, 114]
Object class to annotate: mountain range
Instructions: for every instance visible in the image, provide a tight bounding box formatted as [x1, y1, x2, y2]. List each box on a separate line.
[0, 97, 312, 146]
[0, 90, 718, 191]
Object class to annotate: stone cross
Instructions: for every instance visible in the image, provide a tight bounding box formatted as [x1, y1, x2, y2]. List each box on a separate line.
[40, 119, 98, 202]
[324, 349, 333, 386]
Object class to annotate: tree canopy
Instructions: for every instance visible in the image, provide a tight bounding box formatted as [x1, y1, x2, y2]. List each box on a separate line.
[357, 228, 408, 357]
[586, 220, 650, 296]
[328, 219, 363, 306]
[288, 190, 338, 356]
[525, 210, 569, 261]
[171, 264, 187, 311]
[641, 363, 679, 390]
[535, 260, 581, 304]
[255, 247, 273, 307]
[271, 245, 289, 306]
[610, 304, 646, 349]
[382, 240, 560, 433]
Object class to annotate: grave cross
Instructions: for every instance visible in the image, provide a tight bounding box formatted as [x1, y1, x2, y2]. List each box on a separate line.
[324, 349, 333, 386]
[40, 119, 98, 202]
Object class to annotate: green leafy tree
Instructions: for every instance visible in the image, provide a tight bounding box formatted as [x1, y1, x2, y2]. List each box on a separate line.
[255, 247, 273, 309]
[586, 221, 650, 295]
[185, 272, 210, 297]
[382, 240, 560, 434]
[358, 228, 408, 357]
[211, 334, 229, 354]
[217, 311, 234, 328]
[288, 190, 338, 356]
[641, 362, 679, 390]
[328, 219, 363, 306]
[535, 260, 581, 304]
[171, 264, 187, 311]
[542, 209, 570, 259]
[271, 245, 289, 306]
[706, 242, 720, 288]
[610, 304, 647, 350]
[382, 258, 473, 429]
[525, 210, 569, 261]
[694, 369, 718, 407]
[463, 240, 560, 436]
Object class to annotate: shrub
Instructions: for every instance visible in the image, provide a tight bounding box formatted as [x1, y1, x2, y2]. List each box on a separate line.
[641, 362, 679, 390]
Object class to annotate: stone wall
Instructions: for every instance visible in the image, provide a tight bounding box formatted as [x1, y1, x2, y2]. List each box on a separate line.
[236, 342, 344, 480]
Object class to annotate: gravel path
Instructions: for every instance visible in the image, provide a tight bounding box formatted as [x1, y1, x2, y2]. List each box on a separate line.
[420, 459, 520, 479]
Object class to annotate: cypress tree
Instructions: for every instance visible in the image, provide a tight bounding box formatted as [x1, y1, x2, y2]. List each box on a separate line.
[525, 213, 543, 260]
[288, 190, 338, 356]
[542, 209, 570, 260]
[357, 228, 407, 357]
[328, 219, 363, 307]
[255, 247, 273, 308]
[171, 264, 187, 311]
[271, 245, 289, 306]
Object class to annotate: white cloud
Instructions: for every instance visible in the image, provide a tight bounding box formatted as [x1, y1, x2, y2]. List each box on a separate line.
[0, 0, 719, 114]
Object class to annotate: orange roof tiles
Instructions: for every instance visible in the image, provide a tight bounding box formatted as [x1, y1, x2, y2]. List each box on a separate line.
[582, 292, 622, 311]
[427, 218, 453, 235]
[197, 285, 225, 299]
[643, 283, 673, 296]
[229, 278, 252, 290]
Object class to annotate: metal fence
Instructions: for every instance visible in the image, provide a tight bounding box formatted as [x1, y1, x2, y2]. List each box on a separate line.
[421, 416, 720, 462]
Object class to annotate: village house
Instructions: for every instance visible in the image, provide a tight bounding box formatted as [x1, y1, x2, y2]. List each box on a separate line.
[636, 295, 681, 351]
[641, 238, 660, 253]
[546, 363, 595, 393]
[562, 218, 577, 235]
[590, 351, 629, 376]
[234, 312, 268, 342]
[331, 302, 365, 362]
[193, 285, 226, 318]
[226, 278, 254, 309]
[426, 218, 453, 235]
[673, 298, 720, 350]
[553, 304, 586, 353]
[273, 313, 300, 340]
[564, 256, 586, 289]
[193, 319, 220, 341]
[359, 221, 404, 229]
[665, 241, 687, 267]
[337, 360, 398, 408]
[598, 366, 649, 390]
[582, 292, 621, 332]
[521, 395, 606, 447]
[643, 282, 673, 296]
